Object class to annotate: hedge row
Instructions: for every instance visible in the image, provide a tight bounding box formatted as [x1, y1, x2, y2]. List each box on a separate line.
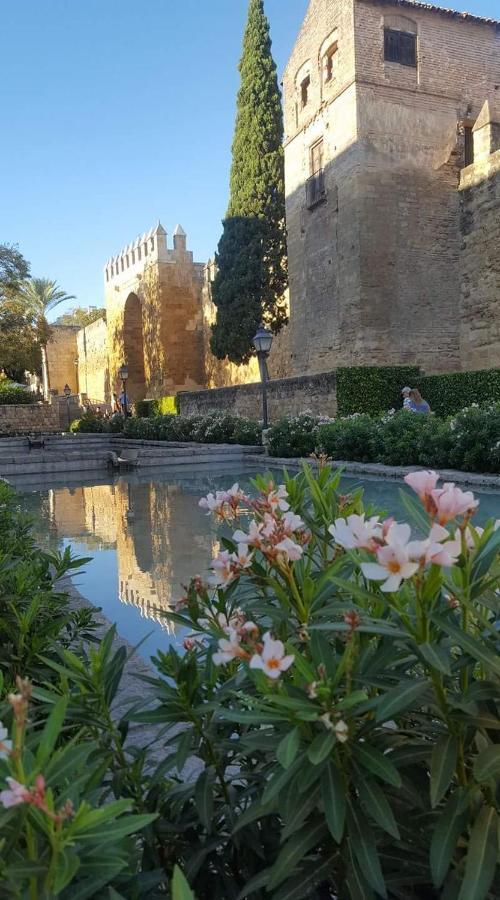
[124, 412, 262, 445]
[336, 365, 500, 418]
[134, 396, 178, 417]
[267, 405, 500, 474]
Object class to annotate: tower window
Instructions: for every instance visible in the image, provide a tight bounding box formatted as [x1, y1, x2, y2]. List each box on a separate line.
[310, 139, 324, 176]
[324, 43, 338, 83]
[384, 28, 417, 67]
[464, 126, 474, 167]
[301, 75, 310, 108]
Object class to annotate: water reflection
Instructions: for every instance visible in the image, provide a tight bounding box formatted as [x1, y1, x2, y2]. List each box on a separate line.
[17, 467, 500, 659]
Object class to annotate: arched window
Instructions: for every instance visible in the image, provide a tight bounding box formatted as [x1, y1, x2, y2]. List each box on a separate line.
[295, 60, 312, 116]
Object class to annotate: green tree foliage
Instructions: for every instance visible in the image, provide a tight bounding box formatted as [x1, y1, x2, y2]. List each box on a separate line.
[0, 243, 30, 301]
[0, 244, 38, 379]
[16, 278, 76, 398]
[55, 306, 106, 327]
[211, 0, 288, 364]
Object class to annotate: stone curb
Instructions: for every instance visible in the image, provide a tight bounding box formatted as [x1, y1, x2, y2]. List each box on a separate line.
[243, 454, 500, 490]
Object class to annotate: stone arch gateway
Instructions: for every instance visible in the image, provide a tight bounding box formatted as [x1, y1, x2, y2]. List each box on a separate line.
[122, 292, 146, 403]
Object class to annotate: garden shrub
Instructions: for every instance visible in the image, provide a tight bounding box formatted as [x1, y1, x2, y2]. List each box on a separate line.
[317, 413, 378, 462]
[336, 365, 421, 416]
[124, 412, 262, 445]
[447, 403, 500, 473]
[70, 412, 108, 433]
[266, 413, 324, 458]
[1, 467, 499, 897]
[0, 381, 35, 405]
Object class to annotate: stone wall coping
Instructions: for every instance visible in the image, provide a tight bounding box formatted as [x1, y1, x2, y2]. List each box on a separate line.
[243, 455, 500, 490]
[178, 370, 337, 401]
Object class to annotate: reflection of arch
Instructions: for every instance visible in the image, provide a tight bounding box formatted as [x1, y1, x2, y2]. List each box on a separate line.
[123, 292, 146, 402]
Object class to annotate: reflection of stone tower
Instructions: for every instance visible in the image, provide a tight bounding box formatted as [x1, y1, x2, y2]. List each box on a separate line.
[104, 222, 206, 402]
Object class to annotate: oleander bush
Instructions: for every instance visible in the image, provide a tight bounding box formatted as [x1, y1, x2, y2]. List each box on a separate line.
[267, 404, 500, 474]
[70, 412, 109, 434]
[318, 413, 379, 462]
[1, 467, 499, 897]
[0, 380, 36, 405]
[266, 413, 328, 458]
[124, 412, 262, 446]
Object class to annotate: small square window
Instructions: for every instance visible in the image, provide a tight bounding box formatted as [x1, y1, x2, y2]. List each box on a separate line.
[301, 75, 310, 108]
[384, 28, 417, 67]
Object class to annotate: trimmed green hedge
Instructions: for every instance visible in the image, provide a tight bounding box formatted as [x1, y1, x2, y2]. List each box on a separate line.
[419, 369, 500, 417]
[336, 366, 421, 416]
[124, 412, 262, 446]
[336, 365, 500, 419]
[134, 396, 178, 417]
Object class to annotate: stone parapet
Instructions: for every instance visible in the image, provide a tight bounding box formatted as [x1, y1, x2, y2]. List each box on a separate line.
[0, 403, 61, 436]
[178, 372, 337, 422]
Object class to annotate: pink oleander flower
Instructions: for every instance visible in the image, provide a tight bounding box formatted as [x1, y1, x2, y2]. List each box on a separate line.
[267, 485, 290, 513]
[183, 638, 196, 651]
[0, 723, 12, 761]
[320, 712, 334, 730]
[0, 777, 30, 808]
[209, 551, 235, 587]
[404, 470, 440, 511]
[282, 511, 306, 534]
[227, 483, 245, 502]
[275, 536, 304, 562]
[199, 490, 227, 513]
[262, 513, 278, 538]
[212, 629, 246, 665]
[233, 519, 264, 548]
[329, 513, 382, 550]
[430, 483, 479, 525]
[361, 522, 420, 591]
[232, 544, 253, 569]
[249, 632, 294, 680]
[217, 609, 246, 632]
[462, 525, 484, 549]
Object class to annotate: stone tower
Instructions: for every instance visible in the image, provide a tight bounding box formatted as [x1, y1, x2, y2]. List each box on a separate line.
[104, 222, 205, 401]
[283, 0, 500, 375]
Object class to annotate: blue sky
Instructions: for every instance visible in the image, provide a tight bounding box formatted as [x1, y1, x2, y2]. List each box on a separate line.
[1, 0, 497, 317]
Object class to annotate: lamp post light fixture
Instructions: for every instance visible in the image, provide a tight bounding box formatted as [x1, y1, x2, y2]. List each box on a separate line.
[118, 364, 129, 417]
[252, 325, 273, 430]
[63, 383, 72, 429]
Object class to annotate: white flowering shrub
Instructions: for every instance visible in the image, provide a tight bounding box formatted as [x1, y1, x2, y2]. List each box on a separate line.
[131, 465, 500, 899]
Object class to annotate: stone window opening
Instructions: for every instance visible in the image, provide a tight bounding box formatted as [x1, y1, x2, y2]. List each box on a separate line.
[131, 249, 135, 264]
[464, 125, 474, 167]
[384, 28, 417, 67]
[137, 245, 141, 261]
[301, 75, 310, 109]
[121, 258, 124, 272]
[106, 269, 109, 282]
[144, 242, 148, 257]
[125, 254, 129, 268]
[323, 43, 338, 83]
[306, 138, 326, 209]
[150, 237, 155, 251]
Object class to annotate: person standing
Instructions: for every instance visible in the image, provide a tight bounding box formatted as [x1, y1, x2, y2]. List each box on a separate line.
[401, 387, 412, 411]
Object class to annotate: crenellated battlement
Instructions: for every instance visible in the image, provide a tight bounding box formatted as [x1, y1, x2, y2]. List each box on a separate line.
[103, 221, 192, 285]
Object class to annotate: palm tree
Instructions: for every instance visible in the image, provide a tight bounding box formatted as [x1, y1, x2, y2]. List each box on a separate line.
[17, 278, 76, 399]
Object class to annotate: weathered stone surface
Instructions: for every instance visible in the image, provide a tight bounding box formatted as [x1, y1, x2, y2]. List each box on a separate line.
[282, 0, 500, 375]
[178, 371, 337, 421]
[0, 403, 60, 435]
[45, 327, 79, 395]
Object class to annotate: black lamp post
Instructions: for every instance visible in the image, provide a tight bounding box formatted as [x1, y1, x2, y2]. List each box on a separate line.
[118, 364, 129, 417]
[252, 325, 273, 429]
[63, 383, 71, 429]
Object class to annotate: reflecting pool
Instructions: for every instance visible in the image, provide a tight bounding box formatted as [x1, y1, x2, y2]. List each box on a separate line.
[14, 465, 500, 660]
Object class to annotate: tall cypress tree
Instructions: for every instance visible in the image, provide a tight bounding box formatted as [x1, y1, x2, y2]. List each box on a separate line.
[210, 0, 288, 364]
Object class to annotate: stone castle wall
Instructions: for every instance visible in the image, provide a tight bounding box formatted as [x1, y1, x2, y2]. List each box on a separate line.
[45, 327, 79, 395]
[459, 149, 500, 369]
[178, 371, 337, 422]
[282, 0, 500, 376]
[77, 318, 109, 402]
[0, 403, 60, 435]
